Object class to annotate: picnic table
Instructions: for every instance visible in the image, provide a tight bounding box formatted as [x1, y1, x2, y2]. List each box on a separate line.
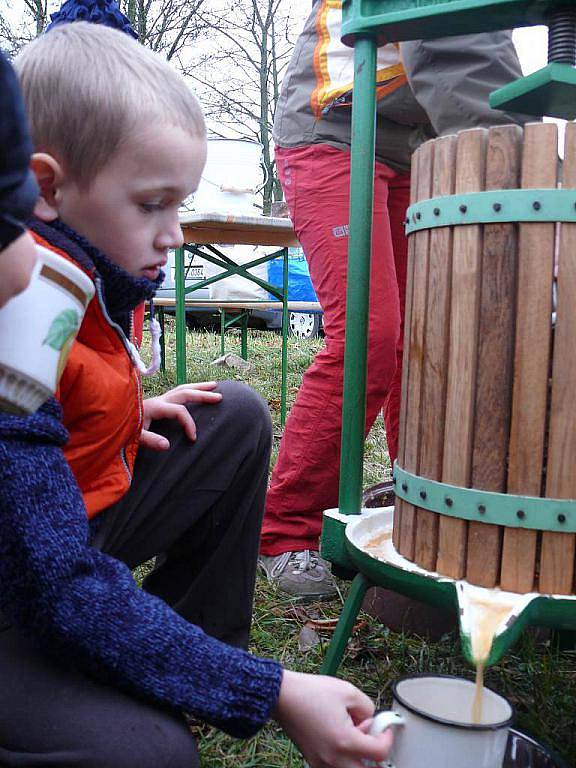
[170, 211, 302, 425]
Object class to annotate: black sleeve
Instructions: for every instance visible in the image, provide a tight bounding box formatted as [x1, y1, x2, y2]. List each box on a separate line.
[0, 50, 38, 246]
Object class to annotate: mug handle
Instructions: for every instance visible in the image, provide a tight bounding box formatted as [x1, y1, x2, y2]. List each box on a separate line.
[364, 711, 406, 768]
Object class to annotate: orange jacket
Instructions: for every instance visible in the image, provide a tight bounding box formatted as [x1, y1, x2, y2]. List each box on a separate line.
[33, 232, 142, 518]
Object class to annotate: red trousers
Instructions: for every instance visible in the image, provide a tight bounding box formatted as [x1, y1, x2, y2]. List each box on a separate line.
[261, 144, 410, 556]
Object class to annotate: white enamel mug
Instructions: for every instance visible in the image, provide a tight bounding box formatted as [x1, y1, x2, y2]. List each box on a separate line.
[368, 675, 513, 768]
[0, 245, 94, 414]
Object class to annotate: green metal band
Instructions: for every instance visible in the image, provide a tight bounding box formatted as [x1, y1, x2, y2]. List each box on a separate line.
[393, 464, 576, 533]
[405, 189, 576, 235]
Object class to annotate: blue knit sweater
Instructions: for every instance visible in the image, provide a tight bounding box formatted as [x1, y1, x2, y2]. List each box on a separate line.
[0, 221, 283, 738]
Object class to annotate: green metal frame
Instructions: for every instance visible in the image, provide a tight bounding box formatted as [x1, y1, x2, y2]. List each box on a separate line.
[406, 188, 576, 235]
[174, 242, 290, 426]
[490, 62, 576, 120]
[219, 310, 251, 359]
[320, 0, 576, 681]
[337, 36, 378, 516]
[320, 511, 576, 674]
[341, 0, 569, 46]
[341, 0, 576, 120]
[393, 464, 576, 532]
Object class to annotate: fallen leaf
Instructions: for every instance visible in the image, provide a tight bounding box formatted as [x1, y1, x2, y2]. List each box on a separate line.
[305, 618, 368, 635]
[298, 625, 320, 652]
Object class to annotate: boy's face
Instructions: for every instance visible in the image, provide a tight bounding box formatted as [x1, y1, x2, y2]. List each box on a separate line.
[51, 124, 206, 279]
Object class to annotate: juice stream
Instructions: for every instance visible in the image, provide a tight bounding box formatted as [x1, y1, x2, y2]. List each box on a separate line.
[469, 598, 515, 724]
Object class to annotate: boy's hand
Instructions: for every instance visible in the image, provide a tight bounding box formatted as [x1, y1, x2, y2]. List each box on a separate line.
[273, 670, 394, 768]
[141, 382, 222, 450]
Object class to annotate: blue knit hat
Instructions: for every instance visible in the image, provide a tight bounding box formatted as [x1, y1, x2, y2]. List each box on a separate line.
[46, 0, 137, 38]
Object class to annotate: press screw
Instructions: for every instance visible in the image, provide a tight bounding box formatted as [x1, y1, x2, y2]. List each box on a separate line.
[478, 504, 486, 515]
[445, 497, 454, 507]
[493, 203, 502, 212]
[416, 212, 422, 220]
[459, 204, 468, 214]
[517, 509, 526, 520]
[419, 490, 427, 500]
[402, 483, 408, 492]
[433, 208, 440, 216]
[558, 513, 567, 524]
[533, 201, 541, 211]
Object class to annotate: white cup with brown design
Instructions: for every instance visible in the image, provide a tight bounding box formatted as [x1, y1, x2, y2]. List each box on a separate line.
[0, 244, 94, 414]
[367, 675, 513, 768]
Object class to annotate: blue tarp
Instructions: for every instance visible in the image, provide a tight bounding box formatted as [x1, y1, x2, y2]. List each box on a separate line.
[267, 247, 318, 303]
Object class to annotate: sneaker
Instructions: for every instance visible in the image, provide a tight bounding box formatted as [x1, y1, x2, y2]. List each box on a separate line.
[259, 550, 338, 599]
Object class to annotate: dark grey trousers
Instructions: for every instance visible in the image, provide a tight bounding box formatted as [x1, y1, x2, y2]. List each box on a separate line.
[0, 381, 272, 767]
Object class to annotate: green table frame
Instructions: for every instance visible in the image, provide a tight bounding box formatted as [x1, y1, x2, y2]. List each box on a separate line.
[173, 213, 299, 426]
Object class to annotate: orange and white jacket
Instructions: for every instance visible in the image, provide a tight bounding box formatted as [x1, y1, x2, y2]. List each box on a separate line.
[33, 231, 142, 519]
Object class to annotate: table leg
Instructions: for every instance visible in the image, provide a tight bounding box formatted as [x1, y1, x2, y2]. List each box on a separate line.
[175, 246, 187, 384]
[220, 310, 226, 356]
[158, 305, 166, 373]
[240, 312, 249, 360]
[281, 246, 289, 427]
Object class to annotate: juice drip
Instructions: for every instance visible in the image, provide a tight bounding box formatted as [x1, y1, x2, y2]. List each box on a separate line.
[467, 592, 517, 725]
[472, 663, 485, 725]
[363, 529, 393, 556]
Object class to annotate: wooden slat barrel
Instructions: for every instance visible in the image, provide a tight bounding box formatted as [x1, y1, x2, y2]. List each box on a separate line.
[393, 122, 576, 595]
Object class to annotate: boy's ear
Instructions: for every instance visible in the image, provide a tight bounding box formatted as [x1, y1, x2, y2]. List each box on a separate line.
[30, 153, 66, 222]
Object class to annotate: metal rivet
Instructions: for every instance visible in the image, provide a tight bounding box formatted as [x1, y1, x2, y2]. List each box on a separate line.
[533, 201, 541, 211]
[402, 483, 408, 492]
[517, 509, 526, 520]
[416, 212, 422, 220]
[478, 504, 486, 515]
[493, 203, 502, 212]
[419, 490, 427, 500]
[445, 497, 453, 507]
[558, 513, 567, 524]
[433, 208, 440, 216]
[459, 204, 467, 214]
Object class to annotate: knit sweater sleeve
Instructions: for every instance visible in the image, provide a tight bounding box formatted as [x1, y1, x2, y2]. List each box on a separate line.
[0, 400, 283, 738]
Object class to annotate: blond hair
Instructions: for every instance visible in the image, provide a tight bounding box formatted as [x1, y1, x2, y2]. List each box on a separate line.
[15, 22, 206, 185]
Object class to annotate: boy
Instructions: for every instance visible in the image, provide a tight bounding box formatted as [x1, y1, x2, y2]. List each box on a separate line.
[0, 50, 38, 307]
[0, 21, 393, 767]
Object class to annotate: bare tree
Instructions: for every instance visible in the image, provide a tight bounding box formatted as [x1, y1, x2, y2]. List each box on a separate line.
[184, 0, 299, 213]
[121, 0, 206, 60]
[0, 0, 50, 53]
[1, 0, 301, 213]
[1, 0, 206, 60]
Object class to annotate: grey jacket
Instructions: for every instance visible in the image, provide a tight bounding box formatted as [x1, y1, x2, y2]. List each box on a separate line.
[273, 1, 530, 172]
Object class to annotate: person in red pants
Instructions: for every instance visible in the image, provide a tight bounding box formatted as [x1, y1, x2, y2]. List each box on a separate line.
[260, 0, 529, 598]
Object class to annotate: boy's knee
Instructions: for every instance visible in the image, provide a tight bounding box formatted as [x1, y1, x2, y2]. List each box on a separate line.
[215, 380, 272, 437]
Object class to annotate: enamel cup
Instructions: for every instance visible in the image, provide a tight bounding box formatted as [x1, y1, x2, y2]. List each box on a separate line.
[0, 245, 94, 414]
[369, 675, 513, 768]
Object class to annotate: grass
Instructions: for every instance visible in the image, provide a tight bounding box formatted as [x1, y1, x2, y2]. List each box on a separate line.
[142, 319, 576, 767]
